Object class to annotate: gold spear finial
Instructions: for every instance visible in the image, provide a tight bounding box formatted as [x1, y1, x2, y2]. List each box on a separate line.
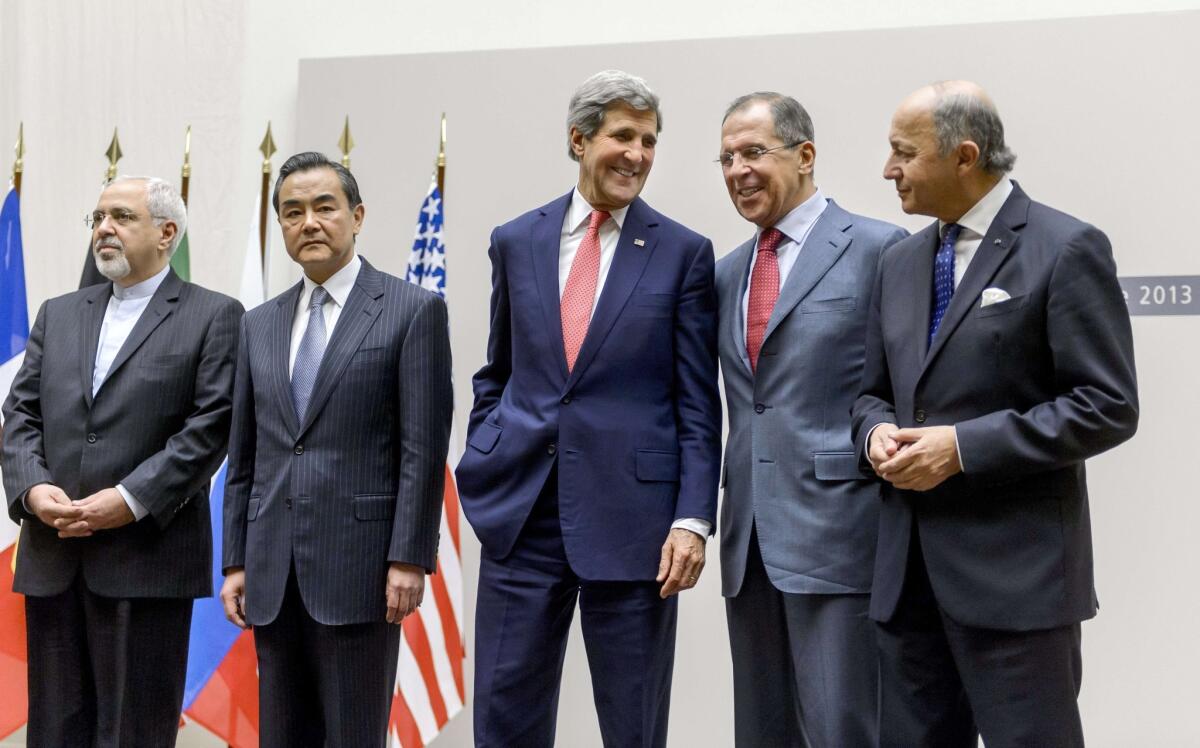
[437, 112, 446, 170]
[13, 122, 24, 178]
[105, 128, 123, 181]
[259, 121, 277, 174]
[338, 116, 355, 170]
[182, 124, 192, 179]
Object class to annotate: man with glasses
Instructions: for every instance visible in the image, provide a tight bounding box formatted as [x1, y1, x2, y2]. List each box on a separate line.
[456, 70, 720, 747]
[2, 176, 242, 746]
[715, 92, 906, 747]
[220, 152, 452, 748]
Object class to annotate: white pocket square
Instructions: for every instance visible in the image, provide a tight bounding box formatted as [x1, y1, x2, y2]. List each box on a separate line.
[980, 288, 1011, 307]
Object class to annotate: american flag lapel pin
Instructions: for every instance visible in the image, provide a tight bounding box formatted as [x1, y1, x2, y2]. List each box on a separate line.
[633, 238, 645, 247]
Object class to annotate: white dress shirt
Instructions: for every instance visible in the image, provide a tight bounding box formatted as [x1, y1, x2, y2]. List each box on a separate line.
[560, 190, 710, 540]
[288, 254, 363, 376]
[739, 190, 828, 345]
[865, 177, 1014, 472]
[92, 264, 171, 520]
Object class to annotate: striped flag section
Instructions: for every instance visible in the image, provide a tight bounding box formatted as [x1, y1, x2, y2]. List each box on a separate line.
[0, 183, 29, 740]
[395, 179, 465, 747]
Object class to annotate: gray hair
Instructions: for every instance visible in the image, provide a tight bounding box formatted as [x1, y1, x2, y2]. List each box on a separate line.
[110, 175, 188, 256]
[723, 92, 815, 145]
[566, 70, 661, 161]
[930, 89, 1016, 174]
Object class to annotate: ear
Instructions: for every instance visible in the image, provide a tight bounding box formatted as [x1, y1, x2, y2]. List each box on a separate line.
[797, 141, 817, 175]
[157, 220, 178, 253]
[352, 203, 365, 235]
[956, 140, 982, 174]
[569, 126, 588, 159]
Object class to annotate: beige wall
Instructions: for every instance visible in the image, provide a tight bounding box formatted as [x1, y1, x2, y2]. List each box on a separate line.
[1, 2, 1198, 746]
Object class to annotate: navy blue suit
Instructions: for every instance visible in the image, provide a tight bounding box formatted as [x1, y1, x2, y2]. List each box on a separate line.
[457, 191, 721, 746]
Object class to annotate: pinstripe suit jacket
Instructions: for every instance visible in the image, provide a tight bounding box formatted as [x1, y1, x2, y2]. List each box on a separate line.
[222, 257, 453, 626]
[2, 269, 242, 598]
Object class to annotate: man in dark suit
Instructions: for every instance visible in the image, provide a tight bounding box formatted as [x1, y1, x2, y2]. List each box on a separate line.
[455, 69, 721, 747]
[715, 92, 907, 747]
[220, 152, 452, 748]
[851, 81, 1139, 747]
[2, 175, 242, 747]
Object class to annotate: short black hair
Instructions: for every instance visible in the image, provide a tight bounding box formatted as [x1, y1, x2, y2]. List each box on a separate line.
[272, 151, 363, 214]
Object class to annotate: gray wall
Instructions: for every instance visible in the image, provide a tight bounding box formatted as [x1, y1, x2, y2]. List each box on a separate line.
[293, 11, 1199, 746]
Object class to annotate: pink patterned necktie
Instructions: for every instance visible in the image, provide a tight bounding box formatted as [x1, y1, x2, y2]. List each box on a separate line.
[561, 209, 610, 372]
[746, 227, 784, 373]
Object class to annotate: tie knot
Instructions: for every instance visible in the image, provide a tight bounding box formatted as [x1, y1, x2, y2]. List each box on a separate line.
[757, 227, 785, 255]
[588, 210, 610, 231]
[941, 223, 962, 246]
[309, 286, 329, 309]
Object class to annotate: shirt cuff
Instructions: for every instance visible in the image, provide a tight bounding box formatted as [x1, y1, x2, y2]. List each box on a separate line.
[952, 426, 965, 472]
[864, 423, 886, 468]
[671, 518, 711, 538]
[116, 484, 149, 521]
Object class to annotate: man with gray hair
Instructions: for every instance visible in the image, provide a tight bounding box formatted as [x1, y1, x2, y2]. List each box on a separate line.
[457, 69, 720, 746]
[2, 175, 242, 746]
[716, 91, 907, 747]
[852, 81, 1138, 746]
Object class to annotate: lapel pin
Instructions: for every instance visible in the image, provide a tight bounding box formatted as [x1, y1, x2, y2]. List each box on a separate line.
[993, 238, 1002, 245]
[633, 238, 645, 247]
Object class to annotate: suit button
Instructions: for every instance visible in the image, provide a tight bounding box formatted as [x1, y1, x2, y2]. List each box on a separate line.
[914, 409, 927, 423]
[547, 443, 557, 456]
[86, 433, 97, 443]
[286, 498, 293, 509]
[294, 445, 304, 455]
[754, 403, 766, 414]
[561, 395, 571, 405]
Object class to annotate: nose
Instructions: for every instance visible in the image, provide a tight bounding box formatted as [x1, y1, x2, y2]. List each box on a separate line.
[96, 214, 117, 235]
[302, 208, 321, 231]
[883, 157, 900, 181]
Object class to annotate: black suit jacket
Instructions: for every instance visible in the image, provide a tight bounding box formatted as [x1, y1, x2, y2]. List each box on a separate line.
[222, 258, 453, 626]
[2, 269, 242, 598]
[851, 183, 1138, 631]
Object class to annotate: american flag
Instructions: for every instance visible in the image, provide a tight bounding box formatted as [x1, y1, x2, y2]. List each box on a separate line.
[394, 178, 465, 747]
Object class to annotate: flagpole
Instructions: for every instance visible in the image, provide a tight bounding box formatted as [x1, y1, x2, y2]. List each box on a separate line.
[258, 122, 276, 270]
[105, 128, 122, 183]
[338, 116, 354, 170]
[180, 125, 192, 207]
[436, 113, 446, 196]
[12, 123, 23, 196]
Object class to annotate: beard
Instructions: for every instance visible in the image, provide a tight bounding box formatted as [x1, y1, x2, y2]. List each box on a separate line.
[93, 238, 131, 281]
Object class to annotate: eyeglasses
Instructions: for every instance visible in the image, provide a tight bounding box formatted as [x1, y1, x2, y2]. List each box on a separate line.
[84, 209, 162, 229]
[715, 142, 806, 169]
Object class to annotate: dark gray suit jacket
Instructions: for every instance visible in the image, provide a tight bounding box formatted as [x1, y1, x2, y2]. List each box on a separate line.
[222, 258, 453, 627]
[718, 200, 907, 597]
[2, 269, 242, 598]
[851, 183, 1139, 631]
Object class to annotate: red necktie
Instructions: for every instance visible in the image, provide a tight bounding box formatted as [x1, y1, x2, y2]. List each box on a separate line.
[561, 209, 610, 372]
[746, 227, 784, 373]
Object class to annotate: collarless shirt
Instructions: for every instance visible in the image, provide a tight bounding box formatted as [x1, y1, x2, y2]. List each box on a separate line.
[288, 253, 363, 377]
[558, 189, 630, 313]
[938, 177, 1013, 287]
[740, 190, 829, 345]
[90, 263, 171, 521]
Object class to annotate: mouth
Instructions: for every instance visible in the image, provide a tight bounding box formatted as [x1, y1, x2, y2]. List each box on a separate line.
[611, 167, 638, 179]
[735, 186, 764, 199]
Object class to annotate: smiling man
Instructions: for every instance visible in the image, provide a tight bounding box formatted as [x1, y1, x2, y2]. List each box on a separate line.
[219, 152, 452, 748]
[714, 92, 907, 747]
[456, 69, 721, 747]
[852, 81, 1138, 747]
[2, 176, 242, 746]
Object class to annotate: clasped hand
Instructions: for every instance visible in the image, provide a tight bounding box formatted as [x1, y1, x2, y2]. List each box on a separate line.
[868, 424, 961, 491]
[27, 484, 134, 538]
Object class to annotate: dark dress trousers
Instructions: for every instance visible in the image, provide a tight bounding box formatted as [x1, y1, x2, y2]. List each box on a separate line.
[2, 269, 242, 747]
[456, 192, 721, 747]
[222, 258, 452, 748]
[851, 183, 1139, 747]
[717, 200, 907, 747]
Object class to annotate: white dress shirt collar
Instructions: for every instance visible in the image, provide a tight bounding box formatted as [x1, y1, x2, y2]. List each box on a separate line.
[758, 188, 828, 245]
[567, 189, 630, 233]
[112, 263, 171, 301]
[299, 253, 362, 309]
[941, 177, 1013, 240]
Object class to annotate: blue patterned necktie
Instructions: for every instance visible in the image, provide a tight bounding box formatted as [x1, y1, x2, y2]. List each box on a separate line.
[928, 223, 962, 347]
[291, 286, 330, 420]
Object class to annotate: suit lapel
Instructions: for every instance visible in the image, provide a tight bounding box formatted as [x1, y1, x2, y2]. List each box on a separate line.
[566, 198, 658, 388]
[922, 188, 1027, 371]
[98, 270, 183, 394]
[79, 282, 112, 408]
[270, 281, 304, 437]
[531, 192, 573, 381]
[297, 259, 384, 436]
[762, 201, 852, 345]
[724, 238, 755, 375]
